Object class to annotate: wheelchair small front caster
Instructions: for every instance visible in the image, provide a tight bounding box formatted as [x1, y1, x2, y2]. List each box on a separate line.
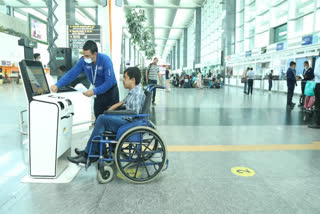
[97, 162, 114, 184]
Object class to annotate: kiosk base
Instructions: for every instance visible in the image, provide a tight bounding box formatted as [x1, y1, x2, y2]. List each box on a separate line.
[21, 163, 81, 184]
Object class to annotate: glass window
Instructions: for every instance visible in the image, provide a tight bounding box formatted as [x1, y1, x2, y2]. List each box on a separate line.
[295, 0, 314, 18]
[316, 10, 320, 32]
[236, 11, 244, 27]
[256, 0, 270, 15]
[255, 31, 269, 47]
[244, 20, 255, 38]
[256, 11, 270, 33]
[236, 0, 244, 12]
[6, 6, 11, 16]
[270, 1, 288, 27]
[274, 23, 287, 43]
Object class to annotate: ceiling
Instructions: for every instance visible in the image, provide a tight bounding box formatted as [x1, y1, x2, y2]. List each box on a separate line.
[123, 0, 205, 59]
[1, 0, 206, 59]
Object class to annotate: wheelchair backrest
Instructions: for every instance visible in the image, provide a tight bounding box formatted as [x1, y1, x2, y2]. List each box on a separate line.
[141, 90, 152, 114]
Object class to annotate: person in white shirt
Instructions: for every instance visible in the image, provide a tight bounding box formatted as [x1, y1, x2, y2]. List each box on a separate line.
[309, 49, 320, 129]
[246, 67, 255, 95]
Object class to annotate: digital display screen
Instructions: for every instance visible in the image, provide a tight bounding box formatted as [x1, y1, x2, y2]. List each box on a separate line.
[29, 15, 48, 44]
[26, 66, 50, 96]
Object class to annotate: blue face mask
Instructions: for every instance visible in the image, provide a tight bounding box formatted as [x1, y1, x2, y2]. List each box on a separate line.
[84, 58, 92, 64]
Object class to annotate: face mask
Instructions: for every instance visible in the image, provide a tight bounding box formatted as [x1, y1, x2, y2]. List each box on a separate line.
[84, 58, 92, 64]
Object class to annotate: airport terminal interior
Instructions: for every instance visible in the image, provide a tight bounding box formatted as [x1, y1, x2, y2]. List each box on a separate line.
[0, 0, 320, 213]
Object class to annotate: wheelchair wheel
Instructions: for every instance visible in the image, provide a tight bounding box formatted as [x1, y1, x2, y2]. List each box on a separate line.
[97, 162, 114, 184]
[299, 95, 305, 105]
[115, 127, 167, 184]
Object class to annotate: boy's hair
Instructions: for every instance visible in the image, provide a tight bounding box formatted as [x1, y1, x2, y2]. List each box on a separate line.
[124, 67, 141, 85]
[290, 61, 296, 67]
[304, 61, 309, 65]
[83, 40, 98, 54]
[34, 53, 40, 60]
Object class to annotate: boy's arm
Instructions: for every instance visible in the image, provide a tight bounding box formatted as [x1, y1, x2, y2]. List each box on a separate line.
[108, 102, 124, 111]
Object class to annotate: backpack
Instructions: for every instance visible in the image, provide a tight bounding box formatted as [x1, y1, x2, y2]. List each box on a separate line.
[304, 81, 316, 96]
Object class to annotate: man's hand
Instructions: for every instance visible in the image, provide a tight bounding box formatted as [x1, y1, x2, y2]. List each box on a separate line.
[83, 89, 95, 97]
[50, 85, 58, 93]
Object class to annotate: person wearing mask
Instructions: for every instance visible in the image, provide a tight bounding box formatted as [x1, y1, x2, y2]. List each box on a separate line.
[68, 67, 146, 164]
[243, 67, 250, 94]
[247, 67, 255, 95]
[299, 61, 314, 106]
[34, 53, 41, 61]
[286, 61, 297, 108]
[268, 70, 273, 92]
[50, 40, 119, 118]
[165, 65, 170, 92]
[146, 57, 160, 104]
[309, 50, 320, 128]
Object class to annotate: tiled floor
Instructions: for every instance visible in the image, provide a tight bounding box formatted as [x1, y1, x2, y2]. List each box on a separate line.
[1, 83, 320, 214]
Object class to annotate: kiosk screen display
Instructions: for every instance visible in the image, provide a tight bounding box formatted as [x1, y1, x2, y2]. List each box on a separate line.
[26, 66, 50, 96]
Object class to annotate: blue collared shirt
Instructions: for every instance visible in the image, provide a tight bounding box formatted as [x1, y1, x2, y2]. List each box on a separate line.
[56, 53, 117, 95]
[122, 86, 146, 114]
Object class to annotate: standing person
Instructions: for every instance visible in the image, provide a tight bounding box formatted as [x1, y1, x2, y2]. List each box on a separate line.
[165, 65, 170, 92]
[247, 67, 255, 95]
[243, 67, 250, 94]
[197, 70, 202, 89]
[34, 53, 41, 61]
[286, 61, 297, 108]
[299, 61, 314, 106]
[50, 40, 119, 119]
[146, 57, 160, 105]
[268, 70, 273, 92]
[309, 50, 320, 128]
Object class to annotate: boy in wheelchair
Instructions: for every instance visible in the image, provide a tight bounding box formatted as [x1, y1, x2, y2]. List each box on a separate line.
[67, 67, 146, 165]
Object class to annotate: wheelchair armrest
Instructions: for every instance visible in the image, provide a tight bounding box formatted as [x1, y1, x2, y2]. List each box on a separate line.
[103, 110, 137, 115]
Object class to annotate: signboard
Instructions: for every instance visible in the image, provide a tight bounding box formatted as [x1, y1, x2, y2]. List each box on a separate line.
[245, 51, 252, 57]
[302, 35, 313, 46]
[261, 47, 267, 54]
[276, 42, 284, 51]
[69, 25, 101, 49]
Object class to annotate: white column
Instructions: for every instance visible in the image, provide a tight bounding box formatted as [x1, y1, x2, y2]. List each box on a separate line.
[97, 3, 124, 83]
[55, 0, 67, 47]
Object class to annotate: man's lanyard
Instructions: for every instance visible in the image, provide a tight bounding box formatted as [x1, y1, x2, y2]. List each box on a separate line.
[91, 64, 98, 86]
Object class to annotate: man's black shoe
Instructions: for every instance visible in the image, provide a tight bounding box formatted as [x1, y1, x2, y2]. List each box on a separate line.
[308, 124, 320, 129]
[75, 148, 85, 156]
[67, 155, 98, 166]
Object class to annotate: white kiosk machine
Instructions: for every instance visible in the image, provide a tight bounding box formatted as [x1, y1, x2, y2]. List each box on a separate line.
[19, 60, 73, 178]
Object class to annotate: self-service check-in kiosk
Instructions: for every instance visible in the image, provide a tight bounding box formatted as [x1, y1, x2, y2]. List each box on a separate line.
[19, 60, 73, 178]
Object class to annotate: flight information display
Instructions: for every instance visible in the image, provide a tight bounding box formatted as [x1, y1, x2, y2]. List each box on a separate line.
[69, 25, 101, 49]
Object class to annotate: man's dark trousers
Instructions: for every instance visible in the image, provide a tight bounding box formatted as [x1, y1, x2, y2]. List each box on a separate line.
[287, 84, 295, 105]
[148, 79, 157, 102]
[94, 85, 119, 118]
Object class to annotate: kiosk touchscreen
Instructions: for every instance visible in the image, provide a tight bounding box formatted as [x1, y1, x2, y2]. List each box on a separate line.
[19, 60, 73, 178]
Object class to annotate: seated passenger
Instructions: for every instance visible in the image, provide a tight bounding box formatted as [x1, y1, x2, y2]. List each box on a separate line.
[68, 67, 146, 165]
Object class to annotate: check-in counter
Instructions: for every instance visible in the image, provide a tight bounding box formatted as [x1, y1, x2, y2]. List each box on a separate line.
[226, 78, 303, 95]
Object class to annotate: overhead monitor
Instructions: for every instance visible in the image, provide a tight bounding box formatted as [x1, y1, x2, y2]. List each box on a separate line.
[19, 60, 50, 102]
[29, 15, 48, 44]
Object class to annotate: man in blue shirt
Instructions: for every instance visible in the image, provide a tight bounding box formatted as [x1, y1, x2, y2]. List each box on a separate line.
[50, 40, 119, 118]
[286, 61, 297, 108]
[67, 67, 146, 165]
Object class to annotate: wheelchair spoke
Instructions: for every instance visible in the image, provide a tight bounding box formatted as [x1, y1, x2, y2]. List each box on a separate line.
[134, 163, 139, 178]
[142, 160, 150, 177]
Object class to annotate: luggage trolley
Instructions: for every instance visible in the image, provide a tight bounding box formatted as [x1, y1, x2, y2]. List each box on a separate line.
[86, 84, 169, 184]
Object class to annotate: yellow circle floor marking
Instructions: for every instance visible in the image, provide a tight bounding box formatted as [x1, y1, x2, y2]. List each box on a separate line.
[117, 168, 142, 180]
[231, 167, 255, 177]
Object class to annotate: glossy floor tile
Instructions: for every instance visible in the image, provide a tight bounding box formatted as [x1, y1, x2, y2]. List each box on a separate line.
[1, 83, 320, 214]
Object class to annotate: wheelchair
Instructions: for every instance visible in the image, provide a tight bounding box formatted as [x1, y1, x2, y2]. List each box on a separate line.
[85, 84, 168, 184]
